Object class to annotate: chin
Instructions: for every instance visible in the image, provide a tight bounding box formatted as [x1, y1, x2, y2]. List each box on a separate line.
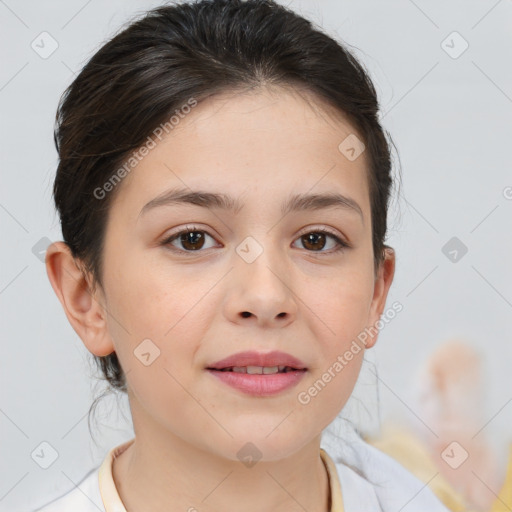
[217, 424, 314, 463]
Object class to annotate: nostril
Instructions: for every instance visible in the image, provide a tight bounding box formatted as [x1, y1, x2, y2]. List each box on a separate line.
[241, 311, 252, 318]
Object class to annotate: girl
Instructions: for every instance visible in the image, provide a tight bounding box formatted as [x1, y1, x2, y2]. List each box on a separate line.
[38, 0, 451, 511]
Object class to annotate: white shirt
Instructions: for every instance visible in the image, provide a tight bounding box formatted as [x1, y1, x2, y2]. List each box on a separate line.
[33, 430, 450, 512]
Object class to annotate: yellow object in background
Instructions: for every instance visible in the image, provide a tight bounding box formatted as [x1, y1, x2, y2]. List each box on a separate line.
[365, 426, 512, 512]
[490, 443, 512, 512]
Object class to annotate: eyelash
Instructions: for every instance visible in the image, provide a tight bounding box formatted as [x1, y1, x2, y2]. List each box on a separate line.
[160, 225, 350, 255]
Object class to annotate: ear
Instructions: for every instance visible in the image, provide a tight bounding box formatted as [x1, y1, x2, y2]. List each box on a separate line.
[364, 246, 396, 349]
[45, 241, 115, 357]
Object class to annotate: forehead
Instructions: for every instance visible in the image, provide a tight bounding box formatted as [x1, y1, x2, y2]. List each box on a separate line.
[109, 85, 370, 220]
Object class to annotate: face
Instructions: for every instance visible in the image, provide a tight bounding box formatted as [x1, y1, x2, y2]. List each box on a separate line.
[54, 86, 394, 462]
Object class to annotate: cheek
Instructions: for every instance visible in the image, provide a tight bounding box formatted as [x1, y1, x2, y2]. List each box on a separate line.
[107, 251, 210, 339]
[292, 268, 371, 414]
[102, 256, 209, 396]
[300, 266, 374, 345]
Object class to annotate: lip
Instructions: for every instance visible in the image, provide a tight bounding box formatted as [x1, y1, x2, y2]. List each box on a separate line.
[206, 350, 307, 370]
[206, 368, 306, 396]
[205, 350, 308, 397]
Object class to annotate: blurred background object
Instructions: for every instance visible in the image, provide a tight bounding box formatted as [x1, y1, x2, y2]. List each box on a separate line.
[366, 339, 511, 512]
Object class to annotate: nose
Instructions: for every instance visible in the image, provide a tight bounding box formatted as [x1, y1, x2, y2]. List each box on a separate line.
[223, 245, 298, 328]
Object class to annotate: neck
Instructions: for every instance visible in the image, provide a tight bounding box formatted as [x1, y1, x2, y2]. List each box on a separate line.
[113, 425, 330, 512]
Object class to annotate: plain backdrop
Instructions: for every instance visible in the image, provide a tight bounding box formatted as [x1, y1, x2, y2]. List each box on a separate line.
[1, 0, 511, 510]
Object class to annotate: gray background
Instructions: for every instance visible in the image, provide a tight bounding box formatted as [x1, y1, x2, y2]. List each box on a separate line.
[1, 0, 511, 510]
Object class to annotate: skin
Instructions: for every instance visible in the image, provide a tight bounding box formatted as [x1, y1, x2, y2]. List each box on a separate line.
[46, 85, 395, 512]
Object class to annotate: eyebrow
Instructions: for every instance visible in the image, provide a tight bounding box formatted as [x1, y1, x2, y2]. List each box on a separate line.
[138, 187, 364, 223]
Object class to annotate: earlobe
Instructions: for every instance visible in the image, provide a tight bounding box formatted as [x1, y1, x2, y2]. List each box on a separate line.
[365, 247, 396, 349]
[45, 241, 115, 357]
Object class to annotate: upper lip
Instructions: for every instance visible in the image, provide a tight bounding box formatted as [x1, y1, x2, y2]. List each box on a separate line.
[207, 350, 307, 370]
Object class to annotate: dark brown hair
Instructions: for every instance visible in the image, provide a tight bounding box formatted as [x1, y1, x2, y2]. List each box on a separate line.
[52, 0, 400, 437]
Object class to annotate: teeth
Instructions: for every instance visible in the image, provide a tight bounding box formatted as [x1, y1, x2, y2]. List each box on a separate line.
[247, 366, 263, 374]
[226, 365, 294, 374]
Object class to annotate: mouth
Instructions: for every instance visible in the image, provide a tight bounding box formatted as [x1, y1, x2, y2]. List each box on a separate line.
[208, 366, 305, 374]
[206, 365, 307, 396]
[206, 350, 308, 372]
[205, 350, 308, 395]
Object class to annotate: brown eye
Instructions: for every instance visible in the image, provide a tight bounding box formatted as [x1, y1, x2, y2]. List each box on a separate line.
[301, 232, 328, 251]
[162, 226, 217, 252]
[293, 228, 349, 253]
[178, 230, 206, 250]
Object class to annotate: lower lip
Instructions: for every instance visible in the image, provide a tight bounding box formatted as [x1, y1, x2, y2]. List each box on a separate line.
[206, 369, 307, 396]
